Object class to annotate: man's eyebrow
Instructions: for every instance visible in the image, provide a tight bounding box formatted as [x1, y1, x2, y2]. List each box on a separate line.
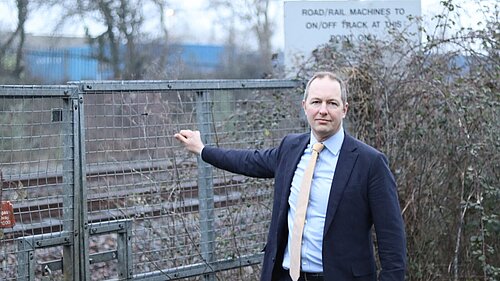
[310, 97, 339, 101]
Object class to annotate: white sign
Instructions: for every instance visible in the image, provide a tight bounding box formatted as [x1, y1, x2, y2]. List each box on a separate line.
[284, 0, 421, 69]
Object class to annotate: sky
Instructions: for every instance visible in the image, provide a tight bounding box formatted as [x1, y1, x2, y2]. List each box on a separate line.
[0, 0, 494, 50]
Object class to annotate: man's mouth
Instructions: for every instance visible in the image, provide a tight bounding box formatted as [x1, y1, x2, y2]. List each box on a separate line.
[315, 119, 330, 123]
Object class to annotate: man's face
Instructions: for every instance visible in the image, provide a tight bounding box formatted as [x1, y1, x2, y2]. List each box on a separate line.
[302, 77, 348, 142]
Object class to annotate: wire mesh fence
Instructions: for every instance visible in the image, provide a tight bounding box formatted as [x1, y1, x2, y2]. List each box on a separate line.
[0, 79, 305, 280]
[0, 86, 80, 280]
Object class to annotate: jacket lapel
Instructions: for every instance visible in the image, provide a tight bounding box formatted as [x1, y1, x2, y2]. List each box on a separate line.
[323, 134, 358, 235]
[277, 134, 310, 222]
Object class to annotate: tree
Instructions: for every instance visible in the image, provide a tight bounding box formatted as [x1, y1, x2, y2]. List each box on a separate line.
[208, 0, 276, 77]
[83, 0, 146, 79]
[50, 0, 170, 79]
[0, 0, 29, 82]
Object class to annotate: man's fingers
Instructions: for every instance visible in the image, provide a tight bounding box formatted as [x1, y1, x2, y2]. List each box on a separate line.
[174, 130, 203, 155]
[174, 130, 195, 143]
[174, 133, 185, 142]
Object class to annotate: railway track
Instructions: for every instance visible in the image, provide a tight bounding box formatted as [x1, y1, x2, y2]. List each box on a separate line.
[1, 161, 263, 238]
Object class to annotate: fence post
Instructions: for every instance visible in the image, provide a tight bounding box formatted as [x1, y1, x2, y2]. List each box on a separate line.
[196, 90, 216, 281]
[75, 94, 90, 280]
[61, 94, 79, 281]
[16, 239, 35, 281]
[116, 219, 133, 279]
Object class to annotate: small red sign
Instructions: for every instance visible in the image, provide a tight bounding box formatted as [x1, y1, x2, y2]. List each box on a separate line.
[1, 201, 15, 228]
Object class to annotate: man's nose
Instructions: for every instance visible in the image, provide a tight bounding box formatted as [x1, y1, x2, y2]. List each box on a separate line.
[319, 102, 328, 113]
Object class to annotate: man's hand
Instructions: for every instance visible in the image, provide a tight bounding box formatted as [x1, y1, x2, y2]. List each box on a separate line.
[174, 130, 205, 155]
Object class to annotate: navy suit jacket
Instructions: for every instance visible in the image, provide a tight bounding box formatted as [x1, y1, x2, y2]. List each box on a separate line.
[202, 132, 406, 281]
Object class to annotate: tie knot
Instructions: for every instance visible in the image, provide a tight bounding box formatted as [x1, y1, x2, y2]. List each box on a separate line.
[312, 142, 324, 153]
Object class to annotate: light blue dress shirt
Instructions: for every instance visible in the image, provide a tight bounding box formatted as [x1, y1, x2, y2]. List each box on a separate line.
[282, 128, 344, 273]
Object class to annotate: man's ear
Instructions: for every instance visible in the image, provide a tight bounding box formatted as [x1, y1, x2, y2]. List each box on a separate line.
[343, 102, 349, 117]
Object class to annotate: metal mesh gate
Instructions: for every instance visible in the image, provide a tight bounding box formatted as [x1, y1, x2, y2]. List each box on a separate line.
[0, 86, 84, 280]
[1, 79, 304, 280]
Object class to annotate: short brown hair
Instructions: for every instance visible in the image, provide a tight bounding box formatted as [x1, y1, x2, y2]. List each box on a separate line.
[303, 71, 347, 105]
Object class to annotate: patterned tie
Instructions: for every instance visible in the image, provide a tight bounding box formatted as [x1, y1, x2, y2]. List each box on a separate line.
[290, 142, 325, 281]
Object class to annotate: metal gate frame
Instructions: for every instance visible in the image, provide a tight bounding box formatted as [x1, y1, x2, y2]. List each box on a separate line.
[1, 79, 303, 281]
[0, 85, 86, 281]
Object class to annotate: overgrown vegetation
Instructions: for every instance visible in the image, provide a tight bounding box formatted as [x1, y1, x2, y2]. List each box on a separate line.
[294, 1, 499, 280]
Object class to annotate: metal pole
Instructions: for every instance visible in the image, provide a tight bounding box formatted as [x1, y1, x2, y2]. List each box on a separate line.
[196, 91, 216, 281]
[16, 239, 35, 281]
[76, 94, 90, 280]
[62, 95, 77, 281]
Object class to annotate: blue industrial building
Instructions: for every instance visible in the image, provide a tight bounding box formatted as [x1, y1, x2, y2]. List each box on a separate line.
[24, 43, 226, 83]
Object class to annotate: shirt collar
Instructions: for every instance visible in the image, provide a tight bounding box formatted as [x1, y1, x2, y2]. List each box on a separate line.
[310, 127, 344, 156]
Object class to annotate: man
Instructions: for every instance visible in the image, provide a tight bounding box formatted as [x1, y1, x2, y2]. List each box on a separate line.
[174, 72, 406, 281]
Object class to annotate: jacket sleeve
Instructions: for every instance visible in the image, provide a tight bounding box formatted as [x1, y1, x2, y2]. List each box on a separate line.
[368, 152, 407, 281]
[201, 146, 278, 178]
